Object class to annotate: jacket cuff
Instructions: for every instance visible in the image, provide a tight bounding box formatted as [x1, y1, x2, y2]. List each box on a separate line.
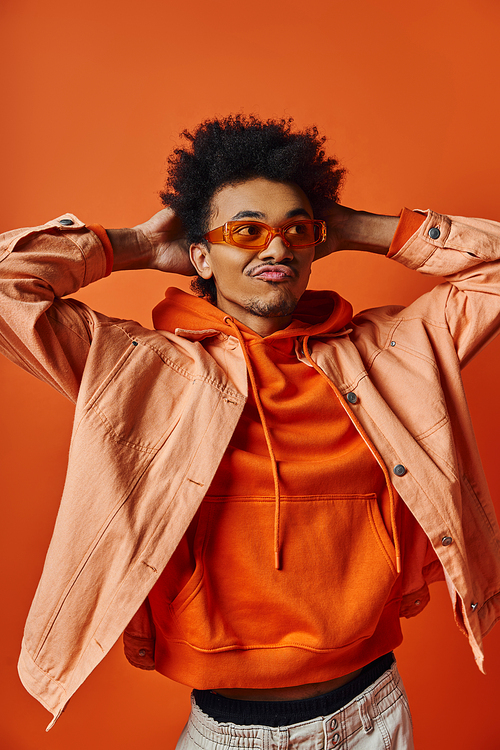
[1, 214, 108, 288]
[388, 209, 453, 271]
[386, 208, 500, 277]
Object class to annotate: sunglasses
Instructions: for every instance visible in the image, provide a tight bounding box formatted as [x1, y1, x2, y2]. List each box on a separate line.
[204, 219, 327, 251]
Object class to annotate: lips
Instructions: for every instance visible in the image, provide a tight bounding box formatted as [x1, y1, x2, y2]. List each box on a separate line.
[249, 264, 296, 281]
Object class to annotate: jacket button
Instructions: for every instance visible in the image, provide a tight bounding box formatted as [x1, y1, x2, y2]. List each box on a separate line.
[59, 218, 74, 226]
[428, 227, 440, 239]
[471, 602, 478, 611]
[138, 649, 146, 657]
[346, 392, 358, 404]
[393, 464, 407, 476]
[441, 536, 453, 546]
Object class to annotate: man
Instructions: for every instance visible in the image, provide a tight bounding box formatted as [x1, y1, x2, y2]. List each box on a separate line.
[1, 115, 500, 749]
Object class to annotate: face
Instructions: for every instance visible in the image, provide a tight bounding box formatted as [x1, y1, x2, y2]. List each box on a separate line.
[190, 178, 315, 336]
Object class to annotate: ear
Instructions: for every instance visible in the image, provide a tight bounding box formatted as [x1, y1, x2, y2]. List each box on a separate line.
[189, 242, 213, 279]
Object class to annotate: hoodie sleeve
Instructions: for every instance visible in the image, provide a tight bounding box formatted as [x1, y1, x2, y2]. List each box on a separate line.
[388, 208, 426, 257]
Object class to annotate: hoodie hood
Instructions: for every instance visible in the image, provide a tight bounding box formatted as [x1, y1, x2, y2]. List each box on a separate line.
[152, 287, 353, 340]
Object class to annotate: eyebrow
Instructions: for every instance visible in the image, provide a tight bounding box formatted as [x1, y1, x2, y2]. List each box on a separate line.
[286, 208, 312, 219]
[230, 210, 265, 220]
[230, 208, 312, 221]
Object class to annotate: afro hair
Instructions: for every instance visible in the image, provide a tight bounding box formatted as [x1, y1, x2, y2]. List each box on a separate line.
[160, 115, 345, 302]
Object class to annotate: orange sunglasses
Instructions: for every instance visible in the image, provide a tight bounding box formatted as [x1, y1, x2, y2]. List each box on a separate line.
[204, 219, 327, 250]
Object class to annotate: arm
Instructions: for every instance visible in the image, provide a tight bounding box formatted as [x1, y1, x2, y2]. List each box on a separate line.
[0, 215, 105, 400]
[339, 206, 500, 366]
[316, 202, 500, 365]
[0, 209, 193, 400]
[314, 205, 400, 259]
[386, 209, 500, 366]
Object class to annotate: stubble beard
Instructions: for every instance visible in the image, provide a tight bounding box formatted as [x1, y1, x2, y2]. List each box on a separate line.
[241, 284, 299, 318]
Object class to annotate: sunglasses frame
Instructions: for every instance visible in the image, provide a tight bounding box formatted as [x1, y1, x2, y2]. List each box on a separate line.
[204, 219, 327, 250]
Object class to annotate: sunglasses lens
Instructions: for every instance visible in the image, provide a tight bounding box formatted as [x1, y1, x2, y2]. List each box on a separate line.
[284, 222, 318, 246]
[230, 223, 269, 248]
[224, 220, 324, 249]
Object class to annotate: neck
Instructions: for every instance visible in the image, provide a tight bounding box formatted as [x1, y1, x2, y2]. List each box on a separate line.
[215, 297, 296, 336]
[216, 306, 292, 336]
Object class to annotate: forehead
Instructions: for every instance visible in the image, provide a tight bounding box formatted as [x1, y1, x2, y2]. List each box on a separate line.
[210, 177, 313, 225]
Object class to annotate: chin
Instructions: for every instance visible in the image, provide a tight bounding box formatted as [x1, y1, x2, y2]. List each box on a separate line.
[243, 290, 299, 318]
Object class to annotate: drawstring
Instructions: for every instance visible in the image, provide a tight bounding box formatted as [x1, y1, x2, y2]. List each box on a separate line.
[221, 321, 401, 575]
[224, 317, 283, 570]
[302, 335, 402, 574]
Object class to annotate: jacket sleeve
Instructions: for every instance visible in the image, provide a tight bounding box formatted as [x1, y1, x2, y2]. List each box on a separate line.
[0, 214, 109, 403]
[389, 209, 500, 367]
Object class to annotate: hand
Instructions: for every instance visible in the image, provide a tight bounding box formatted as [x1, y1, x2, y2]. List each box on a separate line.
[314, 204, 356, 260]
[109, 208, 196, 274]
[134, 208, 195, 275]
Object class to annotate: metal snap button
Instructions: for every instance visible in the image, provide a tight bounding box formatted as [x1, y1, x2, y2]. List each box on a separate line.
[138, 649, 146, 657]
[390, 341, 396, 347]
[441, 536, 453, 547]
[346, 392, 358, 404]
[428, 227, 440, 239]
[471, 602, 478, 611]
[393, 464, 407, 476]
[332, 733, 340, 746]
[59, 218, 74, 226]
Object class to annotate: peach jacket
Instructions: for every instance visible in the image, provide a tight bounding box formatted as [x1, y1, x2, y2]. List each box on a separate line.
[1, 210, 500, 727]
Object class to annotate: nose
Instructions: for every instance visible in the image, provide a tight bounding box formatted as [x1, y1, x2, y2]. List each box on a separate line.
[258, 235, 294, 263]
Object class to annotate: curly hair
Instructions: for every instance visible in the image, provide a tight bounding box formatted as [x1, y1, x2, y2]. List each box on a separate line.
[160, 115, 345, 303]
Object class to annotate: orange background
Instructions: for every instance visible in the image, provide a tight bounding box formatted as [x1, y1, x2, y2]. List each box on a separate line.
[1, 0, 500, 747]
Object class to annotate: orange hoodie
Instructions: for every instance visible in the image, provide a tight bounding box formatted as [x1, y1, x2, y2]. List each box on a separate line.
[148, 288, 405, 689]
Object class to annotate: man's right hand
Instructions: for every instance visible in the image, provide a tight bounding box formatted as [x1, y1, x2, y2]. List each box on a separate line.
[108, 208, 196, 275]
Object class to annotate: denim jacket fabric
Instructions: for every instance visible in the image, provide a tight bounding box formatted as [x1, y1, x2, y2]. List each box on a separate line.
[1, 210, 500, 727]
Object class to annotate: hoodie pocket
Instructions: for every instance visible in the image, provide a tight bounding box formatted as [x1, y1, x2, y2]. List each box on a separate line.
[162, 493, 398, 652]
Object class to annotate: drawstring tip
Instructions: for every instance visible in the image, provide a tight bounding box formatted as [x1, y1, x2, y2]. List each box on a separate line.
[274, 550, 281, 570]
[396, 554, 401, 575]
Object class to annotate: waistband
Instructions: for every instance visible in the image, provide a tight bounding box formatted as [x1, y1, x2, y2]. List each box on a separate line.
[192, 652, 394, 727]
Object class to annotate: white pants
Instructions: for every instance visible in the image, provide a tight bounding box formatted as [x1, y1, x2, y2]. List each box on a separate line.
[176, 663, 414, 749]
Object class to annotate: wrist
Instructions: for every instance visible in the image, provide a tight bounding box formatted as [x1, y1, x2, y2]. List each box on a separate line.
[340, 210, 399, 255]
[108, 228, 156, 272]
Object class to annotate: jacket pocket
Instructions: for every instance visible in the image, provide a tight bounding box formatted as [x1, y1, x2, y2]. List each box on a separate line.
[85, 340, 191, 451]
[370, 331, 449, 440]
